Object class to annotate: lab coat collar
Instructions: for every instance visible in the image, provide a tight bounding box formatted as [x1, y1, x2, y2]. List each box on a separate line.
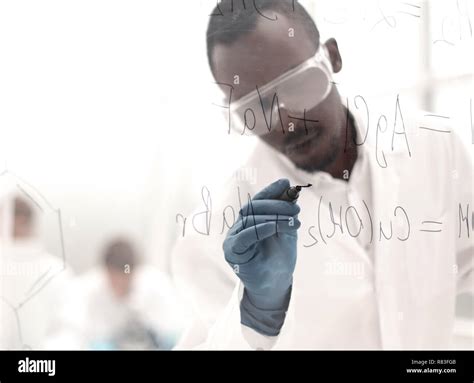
[347, 106, 407, 349]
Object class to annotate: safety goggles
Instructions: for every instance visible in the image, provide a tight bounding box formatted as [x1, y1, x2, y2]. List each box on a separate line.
[226, 44, 333, 136]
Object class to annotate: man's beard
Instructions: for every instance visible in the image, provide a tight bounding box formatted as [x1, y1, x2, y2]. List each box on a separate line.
[294, 131, 341, 173]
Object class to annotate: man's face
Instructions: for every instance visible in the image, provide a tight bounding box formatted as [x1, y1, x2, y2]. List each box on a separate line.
[106, 268, 133, 299]
[212, 13, 345, 173]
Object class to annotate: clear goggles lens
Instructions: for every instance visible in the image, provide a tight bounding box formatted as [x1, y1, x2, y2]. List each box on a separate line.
[226, 46, 333, 136]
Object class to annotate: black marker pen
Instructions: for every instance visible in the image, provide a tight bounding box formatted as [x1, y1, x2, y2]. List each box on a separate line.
[278, 184, 312, 202]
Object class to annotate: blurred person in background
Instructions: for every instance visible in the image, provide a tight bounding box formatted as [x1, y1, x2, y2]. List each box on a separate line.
[46, 238, 188, 350]
[0, 195, 71, 349]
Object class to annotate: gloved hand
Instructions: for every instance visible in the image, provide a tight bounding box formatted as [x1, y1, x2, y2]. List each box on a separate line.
[223, 179, 301, 336]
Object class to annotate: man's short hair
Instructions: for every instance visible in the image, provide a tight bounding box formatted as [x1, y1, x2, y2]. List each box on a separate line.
[103, 239, 138, 271]
[206, 0, 320, 73]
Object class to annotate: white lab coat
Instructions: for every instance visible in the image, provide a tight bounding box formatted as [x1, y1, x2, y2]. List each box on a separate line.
[0, 239, 71, 349]
[171, 109, 473, 350]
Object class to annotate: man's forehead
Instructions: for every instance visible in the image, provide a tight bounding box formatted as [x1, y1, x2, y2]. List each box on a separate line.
[212, 13, 318, 99]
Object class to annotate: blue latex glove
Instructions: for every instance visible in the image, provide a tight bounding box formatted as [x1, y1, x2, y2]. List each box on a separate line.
[223, 179, 301, 336]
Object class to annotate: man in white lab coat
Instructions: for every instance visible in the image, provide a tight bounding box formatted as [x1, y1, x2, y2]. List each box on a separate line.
[171, 0, 473, 349]
[46, 238, 188, 350]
